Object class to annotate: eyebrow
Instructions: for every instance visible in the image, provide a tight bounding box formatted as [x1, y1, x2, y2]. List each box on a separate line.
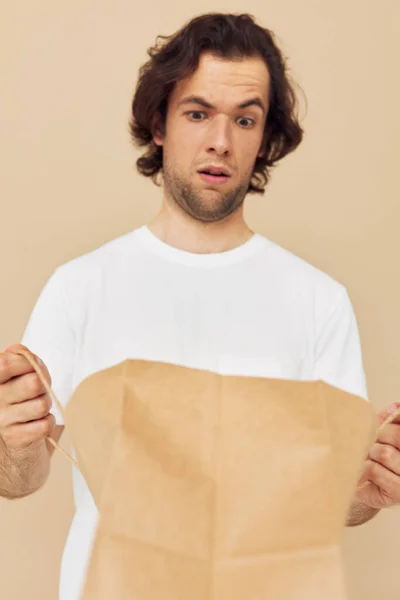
[177, 95, 266, 114]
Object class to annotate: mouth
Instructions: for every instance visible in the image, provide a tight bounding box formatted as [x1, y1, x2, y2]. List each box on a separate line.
[197, 168, 231, 185]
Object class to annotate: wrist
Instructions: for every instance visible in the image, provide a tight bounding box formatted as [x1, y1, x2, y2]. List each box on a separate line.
[1, 438, 50, 499]
[346, 498, 380, 527]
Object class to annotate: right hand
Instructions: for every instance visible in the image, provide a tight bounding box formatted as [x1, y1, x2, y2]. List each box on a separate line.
[0, 344, 55, 449]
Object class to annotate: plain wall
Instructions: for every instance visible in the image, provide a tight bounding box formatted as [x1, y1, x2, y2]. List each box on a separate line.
[1, 2, 399, 598]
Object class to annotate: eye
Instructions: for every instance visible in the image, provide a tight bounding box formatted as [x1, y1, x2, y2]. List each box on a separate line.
[186, 111, 207, 121]
[185, 111, 255, 128]
[237, 116, 255, 128]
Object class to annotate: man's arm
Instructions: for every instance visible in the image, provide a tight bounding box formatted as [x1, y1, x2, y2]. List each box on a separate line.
[312, 286, 382, 526]
[0, 425, 64, 500]
[345, 499, 380, 527]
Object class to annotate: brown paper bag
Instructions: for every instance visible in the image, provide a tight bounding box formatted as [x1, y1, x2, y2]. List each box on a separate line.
[19, 353, 377, 599]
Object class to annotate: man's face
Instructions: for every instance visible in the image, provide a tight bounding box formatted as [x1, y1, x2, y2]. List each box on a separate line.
[152, 53, 270, 223]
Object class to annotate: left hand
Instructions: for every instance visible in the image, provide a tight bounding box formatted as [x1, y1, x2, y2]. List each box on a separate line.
[355, 402, 400, 509]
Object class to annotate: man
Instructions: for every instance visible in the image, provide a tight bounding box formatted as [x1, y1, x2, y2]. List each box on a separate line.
[1, 12, 399, 600]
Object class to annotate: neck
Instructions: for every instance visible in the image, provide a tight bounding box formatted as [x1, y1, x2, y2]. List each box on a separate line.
[147, 202, 254, 255]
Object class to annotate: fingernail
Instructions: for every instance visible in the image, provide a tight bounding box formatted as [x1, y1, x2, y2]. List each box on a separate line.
[389, 404, 398, 413]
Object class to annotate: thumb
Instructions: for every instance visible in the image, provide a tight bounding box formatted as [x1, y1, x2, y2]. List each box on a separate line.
[376, 402, 400, 426]
[4, 343, 31, 353]
[4, 345, 51, 381]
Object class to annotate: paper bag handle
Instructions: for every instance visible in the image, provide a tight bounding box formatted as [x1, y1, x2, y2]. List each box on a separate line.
[12, 348, 80, 471]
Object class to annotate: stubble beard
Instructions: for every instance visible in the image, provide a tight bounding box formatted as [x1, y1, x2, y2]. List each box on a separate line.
[162, 162, 251, 223]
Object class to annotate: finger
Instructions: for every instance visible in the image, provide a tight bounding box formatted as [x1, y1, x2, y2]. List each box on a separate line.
[4, 344, 41, 369]
[0, 352, 36, 385]
[5, 345, 50, 381]
[377, 423, 400, 451]
[2, 372, 48, 405]
[388, 410, 400, 426]
[369, 443, 400, 476]
[27, 354, 51, 385]
[2, 394, 52, 426]
[377, 402, 400, 426]
[364, 459, 400, 503]
[4, 344, 31, 354]
[1, 414, 56, 449]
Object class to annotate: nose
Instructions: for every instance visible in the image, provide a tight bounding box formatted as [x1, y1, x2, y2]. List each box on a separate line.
[205, 116, 232, 156]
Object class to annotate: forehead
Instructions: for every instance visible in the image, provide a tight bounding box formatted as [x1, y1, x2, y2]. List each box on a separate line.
[170, 53, 271, 107]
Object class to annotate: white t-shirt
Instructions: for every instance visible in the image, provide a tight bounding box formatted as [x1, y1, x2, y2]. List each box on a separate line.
[21, 225, 368, 600]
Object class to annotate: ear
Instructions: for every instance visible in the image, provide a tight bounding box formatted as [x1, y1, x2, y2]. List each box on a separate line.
[151, 112, 165, 146]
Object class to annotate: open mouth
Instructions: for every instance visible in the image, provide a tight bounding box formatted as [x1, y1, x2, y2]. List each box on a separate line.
[198, 170, 230, 184]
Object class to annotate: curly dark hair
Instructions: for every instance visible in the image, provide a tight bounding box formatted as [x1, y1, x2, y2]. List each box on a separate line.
[128, 12, 306, 194]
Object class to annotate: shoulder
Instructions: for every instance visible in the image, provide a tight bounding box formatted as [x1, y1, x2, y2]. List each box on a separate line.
[259, 234, 347, 301]
[54, 227, 141, 283]
[45, 228, 142, 325]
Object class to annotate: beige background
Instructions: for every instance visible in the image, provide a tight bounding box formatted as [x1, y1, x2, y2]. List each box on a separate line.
[1, 2, 399, 598]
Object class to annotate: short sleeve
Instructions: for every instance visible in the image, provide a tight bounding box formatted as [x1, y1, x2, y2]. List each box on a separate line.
[313, 287, 369, 401]
[21, 267, 75, 425]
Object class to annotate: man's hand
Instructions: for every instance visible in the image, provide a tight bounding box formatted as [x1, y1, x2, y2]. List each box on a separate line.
[355, 402, 400, 510]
